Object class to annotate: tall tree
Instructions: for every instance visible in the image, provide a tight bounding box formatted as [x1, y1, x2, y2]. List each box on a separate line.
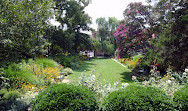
[114, 2, 151, 58]
[53, 0, 92, 53]
[145, 0, 188, 71]
[0, 0, 55, 66]
[96, 17, 109, 42]
[95, 17, 118, 56]
[96, 17, 118, 42]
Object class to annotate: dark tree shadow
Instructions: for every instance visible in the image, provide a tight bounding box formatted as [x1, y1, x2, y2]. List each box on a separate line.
[120, 71, 134, 83]
[74, 60, 96, 72]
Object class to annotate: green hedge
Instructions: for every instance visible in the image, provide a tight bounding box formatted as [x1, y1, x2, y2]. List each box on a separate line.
[35, 58, 59, 68]
[102, 85, 174, 111]
[173, 85, 188, 111]
[31, 84, 98, 111]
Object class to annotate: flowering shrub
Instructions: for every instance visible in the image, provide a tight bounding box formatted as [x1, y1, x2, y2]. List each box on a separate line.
[78, 70, 129, 103]
[132, 66, 188, 97]
[114, 3, 150, 57]
[119, 54, 141, 69]
[3, 59, 64, 92]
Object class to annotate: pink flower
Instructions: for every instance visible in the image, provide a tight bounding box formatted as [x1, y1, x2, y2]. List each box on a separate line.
[152, 33, 155, 39]
[28, 107, 31, 111]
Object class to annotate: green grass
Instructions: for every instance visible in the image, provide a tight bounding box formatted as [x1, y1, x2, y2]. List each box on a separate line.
[66, 57, 134, 84]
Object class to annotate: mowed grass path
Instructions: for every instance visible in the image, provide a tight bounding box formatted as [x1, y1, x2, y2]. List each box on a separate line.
[66, 57, 134, 84]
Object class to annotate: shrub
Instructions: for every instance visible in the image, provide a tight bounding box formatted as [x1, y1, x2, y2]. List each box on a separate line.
[62, 67, 73, 76]
[3, 59, 63, 91]
[173, 85, 188, 111]
[78, 72, 129, 105]
[50, 55, 82, 69]
[102, 85, 174, 111]
[0, 89, 27, 111]
[35, 58, 59, 68]
[3, 64, 41, 89]
[31, 84, 99, 111]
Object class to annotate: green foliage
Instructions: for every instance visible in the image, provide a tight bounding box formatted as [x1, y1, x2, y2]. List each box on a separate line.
[2, 58, 63, 90]
[91, 38, 115, 56]
[132, 54, 142, 62]
[3, 63, 40, 87]
[0, 89, 27, 111]
[51, 55, 81, 69]
[35, 58, 59, 68]
[52, 0, 92, 53]
[143, 0, 188, 72]
[103, 40, 115, 56]
[62, 68, 74, 76]
[173, 85, 188, 111]
[96, 17, 119, 42]
[0, 0, 55, 66]
[0, 68, 10, 89]
[102, 85, 174, 111]
[3, 90, 21, 101]
[3, 63, 40, 88]
[32, 84, 98, 111]
[94, 17, 118, 56]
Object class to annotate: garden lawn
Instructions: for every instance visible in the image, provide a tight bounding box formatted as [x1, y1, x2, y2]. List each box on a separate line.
[66, 57, 134, 85]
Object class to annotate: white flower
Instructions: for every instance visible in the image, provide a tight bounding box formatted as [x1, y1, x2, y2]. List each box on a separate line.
[121, 83, 129, 88]
[92, 75, 96, 78]
[142, 81, 149, 86]
[185, 68, 188, 73]
[166, 80, 172, 84]
[122, 83, 129, 86]
[132, 76, 137, 80]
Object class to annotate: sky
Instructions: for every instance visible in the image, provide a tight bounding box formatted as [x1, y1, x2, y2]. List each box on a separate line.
[50, 0, 147, 32]
[84, 0, 147, 30]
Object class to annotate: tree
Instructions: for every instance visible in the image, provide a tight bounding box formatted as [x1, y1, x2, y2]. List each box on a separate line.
[53, 0, 92, 53]
[114, 2, 151, 58]
[96, 17, 109, 42]
[145, 0, 188, 71]
[0, 0, 55, 66]
[96, 17, 119, 42]
[95, 17, 118, 56]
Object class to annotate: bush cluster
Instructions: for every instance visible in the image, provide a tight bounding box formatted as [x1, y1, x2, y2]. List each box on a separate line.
[0, 89, 27, 111]
[173, 85, 188, 111]
[62, 67, 74, 76]
[51, 55, 82, 70]
[35, 58, 59, 68]
[102, 85, 174, 111]
[31, 84, 99, 111]
[119, 54, 142, 69]
[2, 58, 63, 90]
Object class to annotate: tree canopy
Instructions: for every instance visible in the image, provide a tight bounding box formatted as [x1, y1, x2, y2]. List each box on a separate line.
[0, 0, 55, 66]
